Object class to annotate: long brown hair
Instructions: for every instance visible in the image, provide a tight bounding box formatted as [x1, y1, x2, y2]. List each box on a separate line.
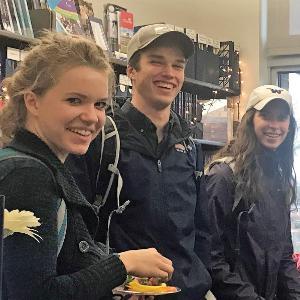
[212, 107, 297, 206]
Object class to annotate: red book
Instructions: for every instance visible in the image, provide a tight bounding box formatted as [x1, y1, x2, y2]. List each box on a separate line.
[118, 10, 134, 54]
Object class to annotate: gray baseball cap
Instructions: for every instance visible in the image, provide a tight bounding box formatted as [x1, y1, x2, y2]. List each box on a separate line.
[246, 85, 292, 112]
[127, 23, 194, 62]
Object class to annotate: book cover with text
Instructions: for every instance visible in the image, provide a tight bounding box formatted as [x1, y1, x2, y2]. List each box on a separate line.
[118, 10, 133, 54]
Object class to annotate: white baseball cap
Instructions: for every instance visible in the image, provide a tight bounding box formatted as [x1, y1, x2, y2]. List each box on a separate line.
[127, 23, 194, 62]
[246, 85, 292, 112]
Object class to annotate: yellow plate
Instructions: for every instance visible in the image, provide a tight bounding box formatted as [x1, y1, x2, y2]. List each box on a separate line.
[113, 285, 181, 296]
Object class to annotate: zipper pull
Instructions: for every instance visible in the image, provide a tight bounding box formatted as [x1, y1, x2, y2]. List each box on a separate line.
[157, 159, 162, 172]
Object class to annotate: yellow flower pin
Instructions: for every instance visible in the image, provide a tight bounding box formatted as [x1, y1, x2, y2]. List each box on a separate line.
[4, 209, 42, 242]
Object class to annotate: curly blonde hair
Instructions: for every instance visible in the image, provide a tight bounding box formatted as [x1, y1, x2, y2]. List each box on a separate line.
[0, 31, 114, 144]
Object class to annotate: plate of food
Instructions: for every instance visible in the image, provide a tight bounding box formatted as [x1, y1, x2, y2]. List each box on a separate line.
[113, 277, 181, 296]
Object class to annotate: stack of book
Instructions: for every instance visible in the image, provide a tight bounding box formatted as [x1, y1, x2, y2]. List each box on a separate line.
[0, 0, 35, 38]
[105, 3, 134, 56]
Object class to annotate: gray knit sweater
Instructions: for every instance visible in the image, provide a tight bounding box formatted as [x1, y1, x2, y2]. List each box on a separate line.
[2, 129, 127, 300]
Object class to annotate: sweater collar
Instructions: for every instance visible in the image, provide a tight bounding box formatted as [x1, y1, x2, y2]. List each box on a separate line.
[9, 128, 64, 172]
[8, 129, 95, 211]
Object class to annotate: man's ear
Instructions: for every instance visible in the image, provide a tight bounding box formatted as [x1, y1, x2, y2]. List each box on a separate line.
[127, 65, 136, 81]
[24, 91, 39, 116]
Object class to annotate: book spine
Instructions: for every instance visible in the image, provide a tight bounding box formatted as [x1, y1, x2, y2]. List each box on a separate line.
[3, 0, 15, 33]
[20, 0, 34, 37]
[33, 0, 41, 9]
[13, 0, 26, 35]
[12, 0, 22, 34]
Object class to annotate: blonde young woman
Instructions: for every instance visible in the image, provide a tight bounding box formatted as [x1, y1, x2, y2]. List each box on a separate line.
[206, 85, 300, 300]
[0, 32, 173, 300]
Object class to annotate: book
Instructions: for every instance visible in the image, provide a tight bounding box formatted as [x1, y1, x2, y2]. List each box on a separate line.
[13, 0, 26, 35]
[13, 0, 34, 37]
[25, 0, 40, 10]
[40, 0, 46, 9]
[0, 45, 6, 81]
[88, 17, 108, 51]
[29, 8, 55, 37]
[6, 0, 22, 35]
[0, 0, 14, 32]
[117, 10, 133, 55]
[32, 0, 41, 9]
[4, 47, 28, 77]
[47, 0, 84, 36]
[18, 0, 34, 37]
[77, 0, 94, 37]
[105, 4, 126, 53]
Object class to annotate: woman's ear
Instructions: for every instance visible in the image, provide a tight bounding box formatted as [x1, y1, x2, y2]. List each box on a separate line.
[24, 92, 39, 116]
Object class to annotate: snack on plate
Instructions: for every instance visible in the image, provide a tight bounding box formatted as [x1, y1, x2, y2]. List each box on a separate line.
[126, 277, 178, 293]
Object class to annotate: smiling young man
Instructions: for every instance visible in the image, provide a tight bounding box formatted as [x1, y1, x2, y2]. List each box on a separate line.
[68, 24, 212, 300]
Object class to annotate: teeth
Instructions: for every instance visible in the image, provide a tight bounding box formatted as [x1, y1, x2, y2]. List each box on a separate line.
[69, 128, 91, 136]
[156, 81, 173, 89]
[265, 134, 280, 138]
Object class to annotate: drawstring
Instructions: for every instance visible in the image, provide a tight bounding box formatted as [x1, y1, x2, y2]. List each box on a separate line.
[106, 200, 130, 254]
[234, 203, 256, 263]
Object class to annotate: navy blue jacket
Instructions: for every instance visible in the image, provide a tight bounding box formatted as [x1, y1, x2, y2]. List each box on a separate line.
[68, 101, 212, 300]
[206, 152, 300, 300]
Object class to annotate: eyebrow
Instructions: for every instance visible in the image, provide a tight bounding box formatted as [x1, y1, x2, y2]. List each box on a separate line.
[66, 92, 109, 102]
[147, 54, 186, 64]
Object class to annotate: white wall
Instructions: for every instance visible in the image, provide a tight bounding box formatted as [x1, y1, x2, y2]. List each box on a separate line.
[266, 0, 300, 86]
[91, 0, 261, 115]
[268, 0, 300, 56]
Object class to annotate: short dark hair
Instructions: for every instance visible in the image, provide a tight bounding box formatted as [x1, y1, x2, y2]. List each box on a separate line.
[128, 50, 142, 70]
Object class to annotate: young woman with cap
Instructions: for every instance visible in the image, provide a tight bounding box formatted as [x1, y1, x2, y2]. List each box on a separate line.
[206, 85, 300, 299]
[0, 31, 173, 300]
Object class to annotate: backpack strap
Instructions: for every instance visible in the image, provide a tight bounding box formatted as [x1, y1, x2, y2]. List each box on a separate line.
[205, 156, 235, 175]
[0, 148, 67, 256]
[92, 116, 131, 253]
[94, 116, 124, 211]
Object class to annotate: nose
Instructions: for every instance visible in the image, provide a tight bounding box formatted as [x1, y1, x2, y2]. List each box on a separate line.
[268, 119, 280, 129]
[161, 64, 175, 78]
[80, 105, 104, 125]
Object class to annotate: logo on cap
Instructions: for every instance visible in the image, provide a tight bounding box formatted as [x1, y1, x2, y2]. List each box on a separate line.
[267, 88, 283, 94]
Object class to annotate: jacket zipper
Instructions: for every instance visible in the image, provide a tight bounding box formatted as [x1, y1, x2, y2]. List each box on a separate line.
[157, 159, 162, 172]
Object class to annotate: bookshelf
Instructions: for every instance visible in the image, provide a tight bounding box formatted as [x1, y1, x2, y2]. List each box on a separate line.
[109, 56, 238, 99]
[194, 139, 225, 164]
[183, 77, 238, 99]
[0, 30, 34, 49]
[0, 30, 232, 146]
[0, 31, 239, 100]
[196, 139, 225, 151]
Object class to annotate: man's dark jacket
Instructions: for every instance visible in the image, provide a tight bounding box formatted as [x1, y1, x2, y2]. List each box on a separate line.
[67, 101, 212, 300]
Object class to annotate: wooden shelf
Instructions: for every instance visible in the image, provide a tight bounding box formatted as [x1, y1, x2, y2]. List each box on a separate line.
[0, 30, 34, 49]
[0, 31, 230, 149]
[110, 56, 239, 99]
[183, 77, 239, 99]
[194, 138, 225, 151]
[109, 56, 127, 67]
[0, 31, 240, 100]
